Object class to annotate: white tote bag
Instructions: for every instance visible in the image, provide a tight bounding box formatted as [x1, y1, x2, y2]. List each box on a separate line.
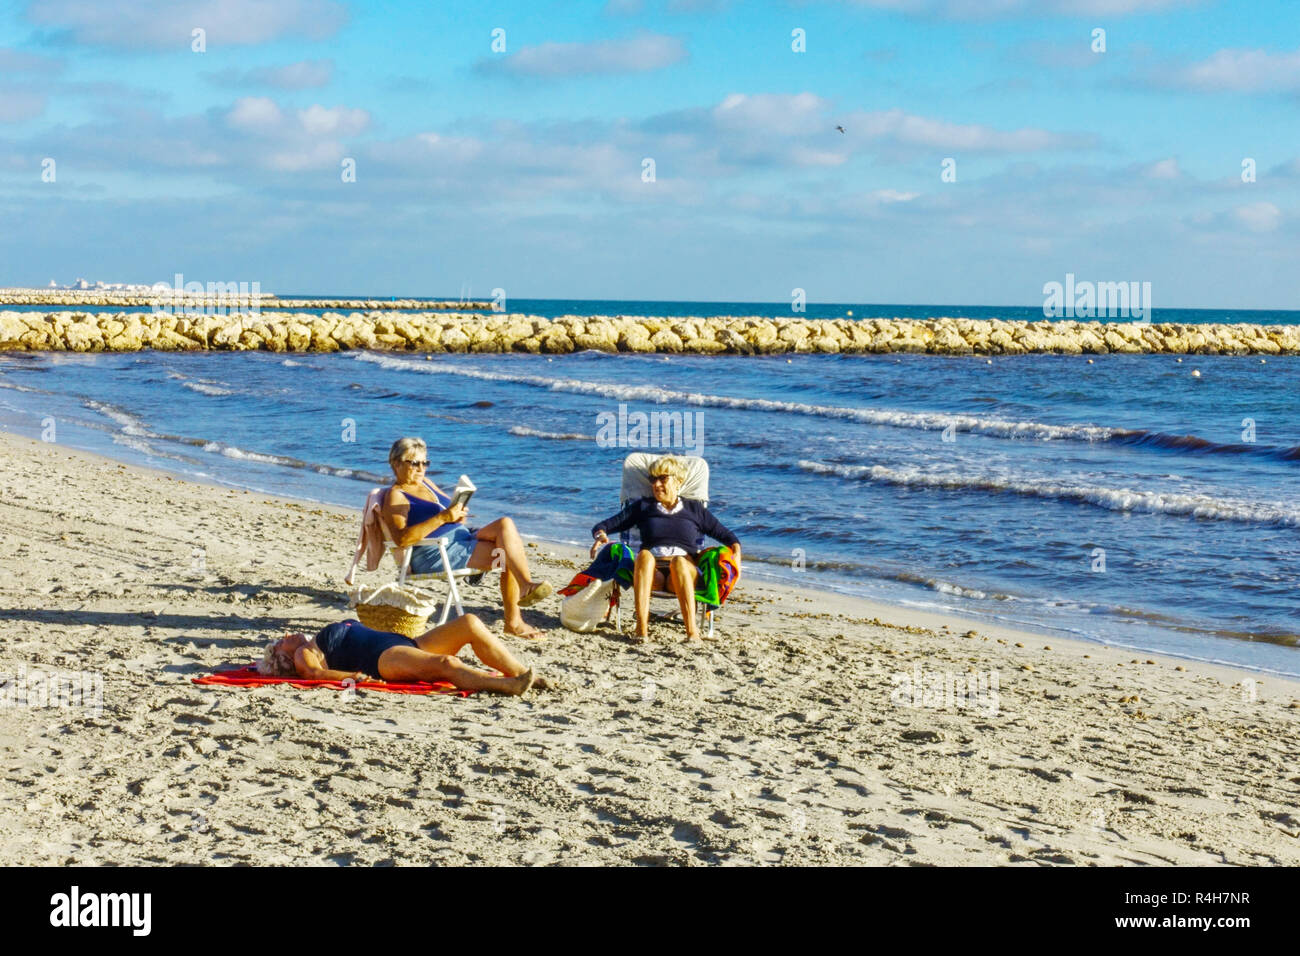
[560, 578, 615, 633]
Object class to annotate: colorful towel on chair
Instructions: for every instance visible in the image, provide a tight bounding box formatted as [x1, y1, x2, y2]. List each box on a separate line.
[559, 542, 739, 607]
[695, 545, 740, 608]
[559, 542, 635, 596]
[192, 666, 474, 697]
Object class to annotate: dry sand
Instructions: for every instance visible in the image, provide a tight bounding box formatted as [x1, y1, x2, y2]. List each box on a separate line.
[1, 430, 1297, 866]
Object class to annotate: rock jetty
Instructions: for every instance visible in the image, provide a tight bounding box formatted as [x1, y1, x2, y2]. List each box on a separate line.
[0, 291, 489, 311]
[1, 311, 1296, 355]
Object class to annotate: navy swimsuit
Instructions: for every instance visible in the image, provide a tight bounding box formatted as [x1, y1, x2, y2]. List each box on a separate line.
[314, 620, 415, 675]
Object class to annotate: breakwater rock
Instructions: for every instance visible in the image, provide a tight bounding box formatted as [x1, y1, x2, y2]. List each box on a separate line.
[1, 311, 1297, 355]
[0, 291, 490, 311]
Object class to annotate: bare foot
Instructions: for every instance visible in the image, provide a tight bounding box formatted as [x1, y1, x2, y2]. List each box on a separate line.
[504, 621, 545, 640]
[630, 631, 649, 645]
[506, 668, 535, 696]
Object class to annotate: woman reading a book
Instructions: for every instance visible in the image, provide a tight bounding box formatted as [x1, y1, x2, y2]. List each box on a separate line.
[382, 437, 552, 639]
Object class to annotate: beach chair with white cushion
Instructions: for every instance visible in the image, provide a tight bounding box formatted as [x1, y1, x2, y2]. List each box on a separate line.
[344, 486, 500, 626]
[611, 452, 720, 638]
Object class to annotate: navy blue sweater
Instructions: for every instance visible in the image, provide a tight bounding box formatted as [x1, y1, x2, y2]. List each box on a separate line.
[593, 497, 739, 555]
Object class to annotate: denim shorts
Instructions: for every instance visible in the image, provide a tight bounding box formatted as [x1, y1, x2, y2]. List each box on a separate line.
[409, 525, 477, 575]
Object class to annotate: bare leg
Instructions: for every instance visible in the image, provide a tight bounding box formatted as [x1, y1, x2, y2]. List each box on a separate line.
[378, 645, 532, 695]
[497, 568, 538, 637]
[468, 516, 535, 588]
[468, 518, 543, 636]
[633, 549, 659, 640]
[670, 556, 700, 639]
[412, 613, 529, 675]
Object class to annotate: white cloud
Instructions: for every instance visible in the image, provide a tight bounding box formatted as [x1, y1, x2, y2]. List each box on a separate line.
[713, 93, 829, 135]
[218, 97, 369, 170]
[870, 189, 919, 202]
[853, 108, 1079, 151]
[299, 103, 368, 136]
[1145, 157, 1180, 179]
[1232, 202, 1281, 233]
[1165, 47, 1300, 92]
[25, 0, 346, 50]
[226, 97, 367, 139]
[483, 31, 687, 77]
[226, 96, 283, 133]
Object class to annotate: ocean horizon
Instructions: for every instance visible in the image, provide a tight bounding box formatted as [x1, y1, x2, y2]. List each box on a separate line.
[6, 295, 1299, 327]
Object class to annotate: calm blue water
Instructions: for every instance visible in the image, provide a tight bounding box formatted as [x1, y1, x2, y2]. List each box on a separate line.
[8, 297, 1300, 326]
[2, 346, 1297, 675]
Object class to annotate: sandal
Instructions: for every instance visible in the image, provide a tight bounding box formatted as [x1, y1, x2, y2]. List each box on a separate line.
[518, 580, 553, 608]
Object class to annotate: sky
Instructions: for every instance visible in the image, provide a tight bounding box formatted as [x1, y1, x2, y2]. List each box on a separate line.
[0, 0, 1298, 307]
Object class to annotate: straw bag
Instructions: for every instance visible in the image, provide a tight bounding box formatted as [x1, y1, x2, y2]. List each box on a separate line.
[350, 582, 441, 639]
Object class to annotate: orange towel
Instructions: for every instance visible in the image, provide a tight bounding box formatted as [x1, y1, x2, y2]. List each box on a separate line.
[192, 666, 473, 697]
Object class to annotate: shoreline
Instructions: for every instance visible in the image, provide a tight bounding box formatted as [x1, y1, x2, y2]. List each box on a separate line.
[3, 426, 1297, 691]
[3, 311, 1299, 354]
[5, 421, 1295, 682]
[2, 428, 1299, 865]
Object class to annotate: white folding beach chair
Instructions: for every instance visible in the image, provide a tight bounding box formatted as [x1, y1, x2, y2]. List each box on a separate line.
[611, 452, 720, 638]
[344, 486, 499, 626]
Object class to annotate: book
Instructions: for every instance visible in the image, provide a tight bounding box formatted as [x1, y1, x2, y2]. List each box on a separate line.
[449, 474, 475, 511]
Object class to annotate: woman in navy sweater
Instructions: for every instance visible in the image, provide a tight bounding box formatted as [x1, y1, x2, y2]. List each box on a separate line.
[591, 456, 741, 641]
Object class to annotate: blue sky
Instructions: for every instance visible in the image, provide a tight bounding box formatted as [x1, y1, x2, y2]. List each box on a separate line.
[1, 0, 1298, 307]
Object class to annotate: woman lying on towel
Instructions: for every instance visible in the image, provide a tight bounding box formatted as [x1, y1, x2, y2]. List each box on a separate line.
[382, 436, 553, 639]
[591, 455, 741, 642]
[258, 614, 537, 696]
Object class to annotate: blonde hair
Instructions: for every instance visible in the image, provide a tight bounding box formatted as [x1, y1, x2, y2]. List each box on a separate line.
[649, 455, 687, 483]
[388, 436, 427, 467]
[257, 639, 297, 677]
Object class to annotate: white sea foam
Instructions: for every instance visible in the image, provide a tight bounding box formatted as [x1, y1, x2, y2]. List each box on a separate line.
[195, 438, 382, 482]
[182, 381, 234, 397]
[797, 459, 1300, 526]
[931, 580, 988, 599]
[354, 352, 1118, 443]
[83, 399, 149, 436]
[508, 425, 594, 441]
[202, 442, 287, 466]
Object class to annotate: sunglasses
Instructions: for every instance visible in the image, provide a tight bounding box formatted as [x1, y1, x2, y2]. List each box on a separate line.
[649, 474, 673, 484]
[399, 459, 429, 468]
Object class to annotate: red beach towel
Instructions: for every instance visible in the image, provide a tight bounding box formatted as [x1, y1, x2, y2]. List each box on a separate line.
[193, 666, 474, 697]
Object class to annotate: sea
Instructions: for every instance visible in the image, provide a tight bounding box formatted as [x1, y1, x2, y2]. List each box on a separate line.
[1, 298, 1297, 676]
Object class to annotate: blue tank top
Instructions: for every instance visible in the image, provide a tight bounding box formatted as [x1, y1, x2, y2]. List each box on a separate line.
[314, 620, 415, 675]
[400, 482, 454, 538]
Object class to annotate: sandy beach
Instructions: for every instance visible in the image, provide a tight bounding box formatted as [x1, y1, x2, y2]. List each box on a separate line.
[1, 429, 1297, 866]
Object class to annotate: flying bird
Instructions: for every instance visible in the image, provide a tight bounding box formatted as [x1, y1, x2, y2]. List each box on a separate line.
[835, 125, 845, 134]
